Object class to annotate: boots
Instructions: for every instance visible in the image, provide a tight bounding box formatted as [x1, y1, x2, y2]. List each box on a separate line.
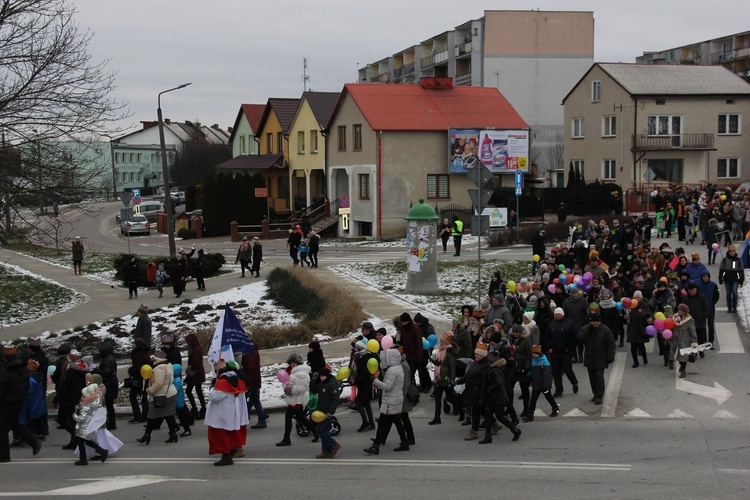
[458, 410, 465, 422]
[464, 429, 478, 441]
[642, 352, 648, 365]
[393, 442, 410, 452]
[522, 413, 534, 422]
[214, 453, 234, 466]
[478, 431, 493, 444]
[276, 438, 291, 447]
[136, 433, 151, 445]
[428, 410, 441, 425]
[512, 427, 522, 441]
[492, 421, 502, 435]
[443, 400, 451, 414]
[363, 442, 380, 455]
[166, 433, 178, 443]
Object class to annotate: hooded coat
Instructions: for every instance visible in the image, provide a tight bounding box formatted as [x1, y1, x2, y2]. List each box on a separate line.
[456, 355, 490, 407]
[130, 339, 151, 384]
[56, 359, 90, 407]
[626, 300, 653, 344]
[578, 323, 616, 369]
[185, 333, 206, 384]
[284, 364, 311, 407]
[670, 314, 698, 362]
[353, 349, 378, 402]
[372, 350, 404, 415]
[486, 358, 510, 406]
[92, 341, 118, 400]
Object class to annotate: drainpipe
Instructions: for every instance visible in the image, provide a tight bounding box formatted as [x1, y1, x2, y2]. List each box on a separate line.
[633, 97, 639, 187]
[377, 131, 383, 239]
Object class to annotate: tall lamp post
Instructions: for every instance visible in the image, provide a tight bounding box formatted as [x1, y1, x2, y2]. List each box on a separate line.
[157, 83, 191, 257]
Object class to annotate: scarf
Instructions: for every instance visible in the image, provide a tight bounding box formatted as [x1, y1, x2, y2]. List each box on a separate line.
[599, 296, 616, 309]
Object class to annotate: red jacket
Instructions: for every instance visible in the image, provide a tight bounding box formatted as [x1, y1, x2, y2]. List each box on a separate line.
[399, 322, 423, 362]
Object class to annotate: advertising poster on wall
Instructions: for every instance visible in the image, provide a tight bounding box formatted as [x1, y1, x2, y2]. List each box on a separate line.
[449, 129, 529, 174]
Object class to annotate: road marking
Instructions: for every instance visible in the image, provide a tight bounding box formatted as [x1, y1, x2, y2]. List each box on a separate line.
[675, 367, 732, 404]
[0, 475, 205, 497]
[625, 408, 651, 418]
[8, 458, 631, 471]
[713, 410, 739, 418]
[601, 351, 626, 418]
[564, 407, 589, 417]
[716, 322, 745, 353]
[666, 409, 694, 418]
[716, 468, 750, 475]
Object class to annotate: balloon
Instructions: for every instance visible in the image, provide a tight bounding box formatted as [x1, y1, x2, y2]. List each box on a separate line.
[573, 276, 582, 284]
[621, 297, 632, 308]
[645, 325, 657, 336]
[507, 280, 517, 293]
[559, 264, 566, 271]
[695, 227, 700, 233]
[381, 335, 393, 350]
[311, 410, 327, 423]
[533, 254, 540, 262]
[559, 275, 567, 285]
[712, 243, 719, 249]
[661, 329, 673, 340]
[140, 365, 152, 380]
[654, 312, 666, 321]
[615, 301, 624, 311]
[583, 272, 593, 282]
[423, 339, 431, 350]
[629, 299, 639, 309]
[566, 268, 572, 274]
[713, 248, 720, 254]
[276, 369, 289, 384]
[553, 278, 559, 284]
[367, 339, 379, 353]
[336, 366, 351, 381]
[428, 334, 438, 347]
[367, 358, 379, 374]
[664, 318, 675, 330]
[548, 284, 557, 294]
[721, 194, 727, 201]
[582, 284, 591, 293]
[654, 319, 665, 331]
[47, 365, 56, 376]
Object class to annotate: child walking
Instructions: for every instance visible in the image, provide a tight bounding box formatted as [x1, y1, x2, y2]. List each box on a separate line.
[522, 345, 560, 422]
[155, 263, 169, 298]
[72, 374, 123, 465]
[173, 364, 193, 437]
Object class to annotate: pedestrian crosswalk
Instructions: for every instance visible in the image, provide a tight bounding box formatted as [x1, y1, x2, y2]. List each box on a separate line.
[530, 407, 740, 419]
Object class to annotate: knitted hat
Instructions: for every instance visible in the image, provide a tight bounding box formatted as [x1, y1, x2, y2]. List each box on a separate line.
[355, 340, 367, 351]
[526, 295, 538, 306]
[361, 321, 374, 330]
[28, 338, 42, 347]
[633, 291, 643, 299]
[472, 310, 484, 319]
[523, 311, 535, 323]
[692, 253, 700, 259]
[153, 349, 167, 361]
[589, 314, 601, 323]
[678, 303, 690, 314]
[253, 236, 260, 241]
[511, 324, 525, 335]
[531, 345, 542, 354]
[399, 312, 412, 323]
[161, 334, 174, 345]
[474, 342, 488, 357]
[318, 367, 331, 378]
[137, 304, 149, 314]
[68, 349, 82, 361]
[554, 307, 564, 316]
[440, 332, 454, 345]
[226, 360, 240, 372]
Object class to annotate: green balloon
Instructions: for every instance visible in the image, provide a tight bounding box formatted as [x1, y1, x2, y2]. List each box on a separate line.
[558, 264, 565, 271]
[367, 358, 379, 374]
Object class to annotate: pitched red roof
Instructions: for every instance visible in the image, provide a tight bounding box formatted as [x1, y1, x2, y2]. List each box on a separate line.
[335, 82, 529, 131]
[242, 104, 265, 133]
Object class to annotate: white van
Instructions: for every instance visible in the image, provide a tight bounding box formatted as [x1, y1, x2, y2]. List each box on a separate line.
[116, 201, 165, 223]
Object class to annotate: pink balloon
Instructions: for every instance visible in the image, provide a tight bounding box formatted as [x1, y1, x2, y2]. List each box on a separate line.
[654, 319, 665, 331]
[712, 243, 719, 249]
[548, 284, 557, 294]
[277, 369, 289, 384]
[381, 335, 393, 350]
[661, 329, 673, 340]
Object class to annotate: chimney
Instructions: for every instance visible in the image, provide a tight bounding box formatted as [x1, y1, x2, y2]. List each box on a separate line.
[212, 124, 219, 129]
[165, 118, 171, 125]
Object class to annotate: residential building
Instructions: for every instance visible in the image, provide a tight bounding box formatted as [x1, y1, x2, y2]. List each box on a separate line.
[287, 91, 339, 211]
[562, 63, 750, 188]
[228, 104, 265, 157]
[357, 10, 594, 176]
[113, 120, 229, 192]
[636, 30, 750, 77]
[327, 79, 528, 240]
[217, 98, 300, 214]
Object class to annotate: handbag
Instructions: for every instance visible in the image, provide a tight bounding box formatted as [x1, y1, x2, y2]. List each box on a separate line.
[153, 395, 167, 408]
[688, 353, 697, 363]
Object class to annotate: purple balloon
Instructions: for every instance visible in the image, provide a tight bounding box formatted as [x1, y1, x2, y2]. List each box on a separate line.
[277, 369, 290, 384]
[645, 325, 657, 336]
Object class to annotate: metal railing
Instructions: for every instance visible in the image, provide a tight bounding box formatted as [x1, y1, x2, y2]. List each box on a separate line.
[632, 133, 714, 151]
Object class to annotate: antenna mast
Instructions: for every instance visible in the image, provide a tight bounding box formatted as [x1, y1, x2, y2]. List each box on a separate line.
[303, 58, 310, 92]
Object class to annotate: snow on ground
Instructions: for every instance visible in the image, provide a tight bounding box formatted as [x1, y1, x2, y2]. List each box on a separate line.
[737, 270, 750, 332]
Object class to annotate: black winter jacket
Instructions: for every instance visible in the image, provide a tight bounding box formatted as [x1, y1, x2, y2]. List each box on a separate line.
[547, 318, 579, 354]
[0, 358, 30, 404]
[456, 357, 490, 407]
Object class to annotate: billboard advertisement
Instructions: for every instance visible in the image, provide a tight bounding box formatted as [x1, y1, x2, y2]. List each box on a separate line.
[449, 129, 529, 174]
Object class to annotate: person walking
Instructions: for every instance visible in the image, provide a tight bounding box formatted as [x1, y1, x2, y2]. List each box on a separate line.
[124, 256, 140, 299]
[719, 245, 744, 313]
[456, 342, 491, 441]
[91, 340, 118, 430]
[127, 338, 150, 423]
[308, 231, 320, 268]
[697, 271, 720, 346]
[577, 314, 616, 405]
[235, 237, 252, 278]
[546, 308, 579, 397]
[72, 376, 112, 466]
[439, 218, 452, 253]
[625, 291, 653, 368]
[428, 332, 457, 426]
[56, 350, 90, 450]
[299, 237, 310, 267]
[184, 333, 206, 420]
[351, 340, 377, 432]
[241, 336, 268, 429]
[154, 264, 169, 298]
[480, 355, 523, 444]
[137, 350, 179, 445]
[0, 346, 42, 463]
[522, 345, 561, 421]
[670, 304, 698, 378]
[72, 236, 84, 275]
[364, 349, 407, 455]
[451, 215, 464, 256]
[205, 360, 249, 466]
[194, 249, 206, 291]
[250, 236, 263, 277]
[681, 283, 709, 357]
[311, 367, 341, 459]
[171, 254, 186, 298]
[132, 304, 152, 348]
[276, 353, 317, 447]
[287, 229, 301, 265]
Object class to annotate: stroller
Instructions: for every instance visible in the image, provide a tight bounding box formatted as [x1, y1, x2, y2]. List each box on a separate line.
[295, 380, 343, 438]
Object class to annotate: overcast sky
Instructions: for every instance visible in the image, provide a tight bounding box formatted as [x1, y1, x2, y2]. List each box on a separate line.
[74, 0, 749, 135]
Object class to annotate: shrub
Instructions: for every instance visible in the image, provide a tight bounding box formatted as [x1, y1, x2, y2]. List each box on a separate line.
[487, 215, 625, 248]
[265, 267, 326, 322]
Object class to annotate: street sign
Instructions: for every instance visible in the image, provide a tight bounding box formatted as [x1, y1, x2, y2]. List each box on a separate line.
[254, 187, 268, 198]
[120, 191, 133, 208]
[468, 164, 494, 188]
[515, 169, 524, 196]
[470, 215, 490, 236]
[132, 196, 141, 206]
[338, 207, 351, 215]
[339, 195, 350, 209]
[467, 189, 494, 212]
[643, 167, 657, 183]
[132, 189, 141, 198]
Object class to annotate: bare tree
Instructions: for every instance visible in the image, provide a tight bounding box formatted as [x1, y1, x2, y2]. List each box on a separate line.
[0, 0, 128, 245]
[544, 130, 565, 172]
[170, 140, 232, 189]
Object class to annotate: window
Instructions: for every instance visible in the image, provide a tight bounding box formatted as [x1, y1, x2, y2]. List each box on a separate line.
[647, 115, 681, 135]
[277, 132, 284, 154]
[655, 98, 666, 105]
[121, 172, 126, 182]
[591, 80, 601, 102]
[427, 174, 450, 199]
[717, 158, 739, 178]
[337, 126, 346, 151]
[130, 172, 135, 182]
[602, 115, 616, 137]
[137, 171, 141, 181]
[266, 133, 273, 153]
[602, 159, 616, 180]
[311, 130, 318, 153]
[353, 124, 362, 151]
[718, 114, 740, 135]
[572, 118, 585, 138]
[240, 136, 246, 155]
[358, 174, 370, 200]
[115, 153, 120, 163]
[572, 160, 584, 180]
[297, 131, 305, 154]
[129, 153, 135, 162]
[137, 153, 142, 163]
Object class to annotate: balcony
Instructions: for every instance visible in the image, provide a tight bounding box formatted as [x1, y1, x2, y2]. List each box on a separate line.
[632, 133, 715, 151]
[455, 41, 473, 57]
[402, 62, 415, 75]
[712, 50, 735, 64]
[421, 49, 448, 68]
[454, 71, 472, 86]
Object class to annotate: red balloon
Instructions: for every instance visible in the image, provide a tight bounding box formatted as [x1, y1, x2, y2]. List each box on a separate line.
[622, 297, 632, 308]
[553, 278, 559, 284]
[664, 318, 675, 330]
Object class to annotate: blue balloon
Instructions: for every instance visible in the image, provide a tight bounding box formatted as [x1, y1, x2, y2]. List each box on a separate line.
[428, 334, 438, 347]
[423, 340, 431, 350]
[615, 302, 625, 311]
[559, 275, 567, 285]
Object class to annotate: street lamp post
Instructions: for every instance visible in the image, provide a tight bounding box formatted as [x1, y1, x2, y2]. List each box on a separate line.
[157, 83, 191, 257]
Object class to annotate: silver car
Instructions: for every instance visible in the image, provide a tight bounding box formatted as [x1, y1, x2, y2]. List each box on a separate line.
[120, 214, 151, 235]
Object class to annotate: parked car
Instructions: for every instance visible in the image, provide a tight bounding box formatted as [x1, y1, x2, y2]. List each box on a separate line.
[115, 201, 165, 223]
[120, 214, 150, 235]
[152, 194, 180, 207]
[172, 191, 186, 205]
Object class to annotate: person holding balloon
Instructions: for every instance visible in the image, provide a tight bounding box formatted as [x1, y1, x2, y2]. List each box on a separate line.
[310, 368, 341, 459]
[650, 280, 677, 366]
[624, 291, 653, 368]
[128, 338, 151, 423]
[705, 218, 721, 265]
[670, 304, 698, 378]
[137, 350, 179, 445]
[351, 340, 378, 432]
[276, 352, 317, 447]
[364, 349, 407, 455]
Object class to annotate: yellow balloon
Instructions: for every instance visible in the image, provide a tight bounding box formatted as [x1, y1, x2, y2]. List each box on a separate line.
[654, 312, 666, 320]
[367, 358, 379, 374]
[507, 280, 517, 293]
[140, 365, 152, 380]
[335, 366, 350, 381]
[366, 339, 379, 353]
[311, 410, 327, 423]
[533, 254, 540, 262]
[721, 194, 727, 201]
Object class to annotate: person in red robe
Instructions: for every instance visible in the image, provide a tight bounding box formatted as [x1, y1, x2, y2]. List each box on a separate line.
[205, 360, 248, 466]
